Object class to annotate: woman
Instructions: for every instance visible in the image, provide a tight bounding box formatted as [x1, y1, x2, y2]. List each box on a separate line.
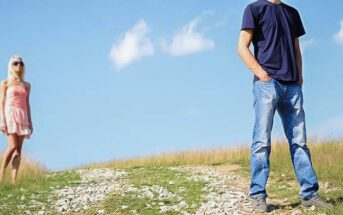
[0, 55, 33, 185]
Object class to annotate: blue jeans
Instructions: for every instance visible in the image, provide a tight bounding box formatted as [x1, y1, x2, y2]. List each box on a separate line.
[250, 78, 319, 199]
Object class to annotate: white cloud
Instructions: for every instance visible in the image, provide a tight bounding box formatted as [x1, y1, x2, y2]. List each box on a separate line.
[202, 10, 231, 33]
[161, 18, 215, 56]
[301, 38, 316, 52]
[334, 20, 343, 45]
[109, 19, 154, 70]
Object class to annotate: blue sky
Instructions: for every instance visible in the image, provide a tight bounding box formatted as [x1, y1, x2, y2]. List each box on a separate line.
[1, 0, 342, 170]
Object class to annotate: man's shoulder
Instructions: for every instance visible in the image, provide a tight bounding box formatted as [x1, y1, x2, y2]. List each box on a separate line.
[245, 0, 269, 15]
[247, 1, 300, 14]
[247, 0, 268, 9]
[282, 2, 300, 15]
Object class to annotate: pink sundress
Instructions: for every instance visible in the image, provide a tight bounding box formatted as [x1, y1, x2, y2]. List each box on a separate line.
[1, 85, 31, 139]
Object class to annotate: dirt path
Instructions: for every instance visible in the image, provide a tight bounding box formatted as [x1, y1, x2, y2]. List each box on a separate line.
[25, 164, 316, 214]
[168, 165, 254, 214]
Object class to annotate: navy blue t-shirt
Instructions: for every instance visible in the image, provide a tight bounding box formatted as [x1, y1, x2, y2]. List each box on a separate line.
[241, 0, 305, 83]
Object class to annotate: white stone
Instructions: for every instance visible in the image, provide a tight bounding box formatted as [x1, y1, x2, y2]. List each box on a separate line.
[97, 209, 105, 214]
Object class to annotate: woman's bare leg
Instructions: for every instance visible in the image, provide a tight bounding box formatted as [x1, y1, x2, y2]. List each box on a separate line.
[11, 135, 24, 185]
[0, 134, 18, 183]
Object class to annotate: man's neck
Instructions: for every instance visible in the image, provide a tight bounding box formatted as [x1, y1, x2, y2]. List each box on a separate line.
[268, 0, 282, 4]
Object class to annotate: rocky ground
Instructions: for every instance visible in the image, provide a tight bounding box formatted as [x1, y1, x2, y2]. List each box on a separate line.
[54, 168, 128, 214]
[169, 165, 254, 215]
[1, 164, 328, 215]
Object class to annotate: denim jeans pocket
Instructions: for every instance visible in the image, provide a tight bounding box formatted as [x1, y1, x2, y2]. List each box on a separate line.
[259, 78, 274, 83]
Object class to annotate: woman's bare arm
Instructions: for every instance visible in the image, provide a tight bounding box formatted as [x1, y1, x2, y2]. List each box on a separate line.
[237, 29, 271, 81]
[25, 82, 33, 130]
[1, 80, 7, 122]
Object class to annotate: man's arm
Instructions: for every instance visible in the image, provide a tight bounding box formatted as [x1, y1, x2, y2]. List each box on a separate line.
[237, 29, 271, 81]
[294, 38, 303, 86]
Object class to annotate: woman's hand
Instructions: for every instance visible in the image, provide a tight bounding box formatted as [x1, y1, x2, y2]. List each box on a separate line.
[1, 120, 7, 134]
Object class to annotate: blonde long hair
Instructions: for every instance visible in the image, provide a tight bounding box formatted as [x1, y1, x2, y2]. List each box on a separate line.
[7, 55, 26, 81]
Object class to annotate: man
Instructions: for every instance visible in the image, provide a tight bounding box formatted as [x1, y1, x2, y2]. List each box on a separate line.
[237, 0, 333, 212]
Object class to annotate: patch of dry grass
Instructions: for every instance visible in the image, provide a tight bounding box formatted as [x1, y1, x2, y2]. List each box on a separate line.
[86, 138, 343, 184]
[85, 145, 249, 169]
[269, 138, 343, 184]
[0, 154, 47, 184]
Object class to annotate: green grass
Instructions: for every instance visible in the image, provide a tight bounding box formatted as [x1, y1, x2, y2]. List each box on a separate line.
[85, 139, 343, 214]
[272, 140, 343, 215]
[0, 170, 81, 215]
[1, 139, 341, 214]
[234, 139, 343, 215]
[264, 170, 343, 215]
[84, 166, 207, 215]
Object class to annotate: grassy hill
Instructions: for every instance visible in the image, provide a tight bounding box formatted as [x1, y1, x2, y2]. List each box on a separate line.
[0, 139, 342, 214]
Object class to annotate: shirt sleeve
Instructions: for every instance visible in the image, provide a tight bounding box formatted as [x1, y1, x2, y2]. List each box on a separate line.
[295, 10, 305, 38]
[241, 5, 257, 31]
